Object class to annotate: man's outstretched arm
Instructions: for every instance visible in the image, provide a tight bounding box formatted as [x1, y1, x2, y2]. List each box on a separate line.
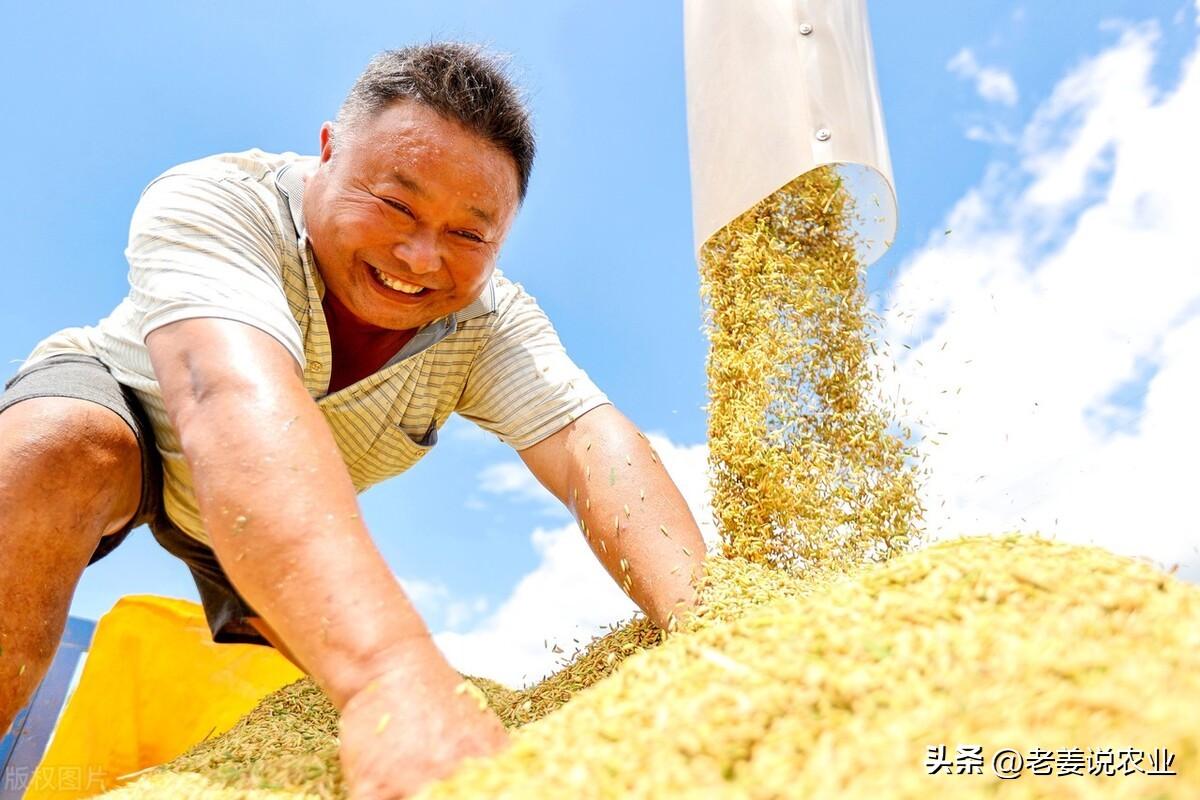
[147, 317, 506, 798]
[517, 404, 707, 630]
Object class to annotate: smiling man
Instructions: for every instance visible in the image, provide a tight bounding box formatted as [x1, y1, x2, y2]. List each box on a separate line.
[0, 44, 706, 798]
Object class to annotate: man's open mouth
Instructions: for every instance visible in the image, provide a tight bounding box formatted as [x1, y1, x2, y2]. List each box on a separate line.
[370, 265, 430, 297]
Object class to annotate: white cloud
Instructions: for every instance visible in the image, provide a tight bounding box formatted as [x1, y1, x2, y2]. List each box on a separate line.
[476, 459, 568, 519]
[435, 434, 715, 687]
[434, 520, 635, 687]
[478, 460, 552, 501]
[1020, 23, 1158, 211]
[398, 576, 449, 609]
[964, 123, 1017, 146]
[444, 597, 490, 630]
[397, 576, 489, 632]
[948, 47, 1020, 106]
[882, 19, 1200, 577]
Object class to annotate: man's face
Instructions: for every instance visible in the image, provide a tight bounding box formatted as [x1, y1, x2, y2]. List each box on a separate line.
[303, 100, 520, 332]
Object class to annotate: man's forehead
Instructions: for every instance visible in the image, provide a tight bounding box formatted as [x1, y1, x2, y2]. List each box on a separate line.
[386, 170, 426, 197]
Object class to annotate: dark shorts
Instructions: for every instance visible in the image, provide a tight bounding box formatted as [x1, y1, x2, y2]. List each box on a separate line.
[0, 353, 269, 646]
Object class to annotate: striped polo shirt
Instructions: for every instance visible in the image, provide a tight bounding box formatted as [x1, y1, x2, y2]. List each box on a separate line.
[23, 149, 610, 545]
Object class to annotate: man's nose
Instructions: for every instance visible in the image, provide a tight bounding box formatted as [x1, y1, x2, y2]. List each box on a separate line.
[392, 230, 440, 275]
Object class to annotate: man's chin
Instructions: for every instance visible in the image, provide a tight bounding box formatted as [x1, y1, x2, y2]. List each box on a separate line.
[332, 293, 431, 333]
[362, 309, 434, 332]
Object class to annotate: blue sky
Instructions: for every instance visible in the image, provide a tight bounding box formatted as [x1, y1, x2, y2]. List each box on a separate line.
[3, 1, 1198, 683]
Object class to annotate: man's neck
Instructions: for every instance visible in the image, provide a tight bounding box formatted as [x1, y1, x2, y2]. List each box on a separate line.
[321, 291, 416, 393]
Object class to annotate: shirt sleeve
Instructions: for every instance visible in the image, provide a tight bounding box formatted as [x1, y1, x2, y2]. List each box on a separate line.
[124, 172, 305, 365]
[456, 281, 610, 450]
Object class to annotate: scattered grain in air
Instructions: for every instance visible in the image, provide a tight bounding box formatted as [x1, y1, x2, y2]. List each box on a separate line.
[660, 525, 670, 538]
[681, 546, 691, 557]
[694, 168, 924, 567]
[585, 439, 592, 451]
[599, 540, 607, 554]
[623, 504, 630, 518]
[586, 465, 591, 480]
[625, 455, 632, 466]
[586, 498, 591, 511]
[640, 488, 646, 502]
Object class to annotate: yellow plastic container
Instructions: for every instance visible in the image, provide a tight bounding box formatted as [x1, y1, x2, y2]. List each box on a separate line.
[26, 595, 303, 799]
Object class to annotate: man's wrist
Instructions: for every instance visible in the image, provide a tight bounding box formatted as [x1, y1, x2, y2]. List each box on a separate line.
[331, 631, 459, 710]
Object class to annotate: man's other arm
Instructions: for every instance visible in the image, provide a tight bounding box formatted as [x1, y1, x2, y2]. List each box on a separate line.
[517, 404, 707, 630]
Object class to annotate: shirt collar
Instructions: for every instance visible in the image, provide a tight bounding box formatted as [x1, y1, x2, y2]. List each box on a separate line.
[274, 159, 498, 333]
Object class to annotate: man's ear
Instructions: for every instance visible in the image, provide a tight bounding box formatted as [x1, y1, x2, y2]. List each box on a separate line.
[318, 122, 336, 165]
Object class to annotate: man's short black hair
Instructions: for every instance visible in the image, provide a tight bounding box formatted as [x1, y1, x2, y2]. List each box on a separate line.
[336, 43, 535, 201]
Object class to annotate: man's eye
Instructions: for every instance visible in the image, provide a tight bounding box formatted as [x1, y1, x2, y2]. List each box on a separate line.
[382, 198, 414, 217]
[455, 231, 484, 243]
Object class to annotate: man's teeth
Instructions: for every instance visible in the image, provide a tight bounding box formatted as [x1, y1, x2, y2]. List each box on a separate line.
[372, 266, 425, 294]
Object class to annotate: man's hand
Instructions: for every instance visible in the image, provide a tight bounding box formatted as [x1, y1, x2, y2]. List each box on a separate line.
[518, 404, 707, 630]
[338, 653, 509, 799]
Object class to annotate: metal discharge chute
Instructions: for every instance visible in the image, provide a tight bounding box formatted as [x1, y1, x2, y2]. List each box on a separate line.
[684, 0, 896, 263]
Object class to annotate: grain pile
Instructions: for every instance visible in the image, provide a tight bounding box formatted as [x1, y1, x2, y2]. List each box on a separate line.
[100, 171, 1200, 799]
[106, 537, 1200, 799]
[417, 535, 1200, 799]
